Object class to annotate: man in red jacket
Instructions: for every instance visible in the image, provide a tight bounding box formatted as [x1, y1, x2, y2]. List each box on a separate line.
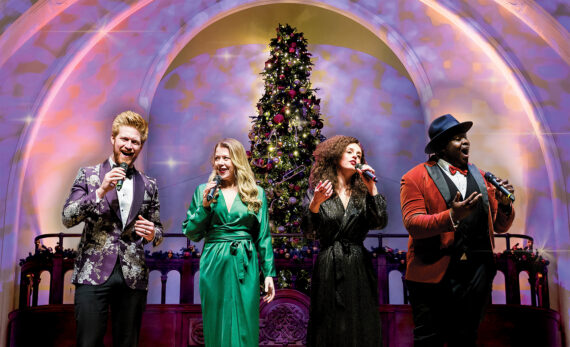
[400, 114, 515, 346]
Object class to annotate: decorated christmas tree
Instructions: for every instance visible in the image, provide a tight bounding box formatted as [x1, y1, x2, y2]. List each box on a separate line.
[249, 24, 325, 237]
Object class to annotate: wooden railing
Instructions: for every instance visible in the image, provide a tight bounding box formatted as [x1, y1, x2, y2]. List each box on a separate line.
[19, 233, 548, 309]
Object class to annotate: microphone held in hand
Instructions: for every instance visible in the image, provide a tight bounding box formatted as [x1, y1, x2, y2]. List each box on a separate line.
[116, 162, 129, 191]
[355, 163, 378, 182]
[207, 175, 222, 202]
[484, 172, 515, 202]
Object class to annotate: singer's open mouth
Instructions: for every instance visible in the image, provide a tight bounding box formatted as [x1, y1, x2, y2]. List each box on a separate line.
[218, 167, 228, 174]
[461, 147, 469, 156]
[350, 160, 356, 166]
[121, 150, 134, 157]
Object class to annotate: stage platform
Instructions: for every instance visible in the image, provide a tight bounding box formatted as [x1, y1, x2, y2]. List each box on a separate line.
[8, 290, 563, 346]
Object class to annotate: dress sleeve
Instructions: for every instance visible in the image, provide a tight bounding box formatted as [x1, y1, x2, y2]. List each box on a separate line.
[182, 184, 212, 242]
[301, 189, 320, 237]
[256, 187, 276, 277]
[366, 193, 388, 230]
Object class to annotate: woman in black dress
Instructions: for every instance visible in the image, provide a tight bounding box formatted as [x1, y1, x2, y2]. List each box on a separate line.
[303, 135, 388, 347]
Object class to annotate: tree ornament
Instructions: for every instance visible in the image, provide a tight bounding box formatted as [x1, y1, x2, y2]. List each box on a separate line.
[250, 24, 325, 257]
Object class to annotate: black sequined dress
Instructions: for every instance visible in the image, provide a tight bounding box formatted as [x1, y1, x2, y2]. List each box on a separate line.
[302, 191, 388, 347]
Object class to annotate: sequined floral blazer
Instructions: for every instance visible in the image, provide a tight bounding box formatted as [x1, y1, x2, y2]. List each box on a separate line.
[62, 160, 163, 290]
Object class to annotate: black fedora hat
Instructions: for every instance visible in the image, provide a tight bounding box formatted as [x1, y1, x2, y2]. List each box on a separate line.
[424, 114, 472, 154]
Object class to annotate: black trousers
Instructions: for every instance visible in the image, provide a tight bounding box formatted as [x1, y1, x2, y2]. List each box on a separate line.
[406, 261, 496, 347]
[74, 260, 147, 347]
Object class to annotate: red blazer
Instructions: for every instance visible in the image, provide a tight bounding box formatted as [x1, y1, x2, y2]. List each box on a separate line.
[400, 160, 515, 283]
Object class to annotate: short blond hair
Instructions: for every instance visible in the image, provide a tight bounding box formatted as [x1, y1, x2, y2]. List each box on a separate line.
[111, 111, 149, 143]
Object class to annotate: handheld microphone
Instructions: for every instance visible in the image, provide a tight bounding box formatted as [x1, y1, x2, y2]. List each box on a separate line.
[207, 175, 222, 202]
[116, 162, 129, 191]
[484, 172, 515, 202]
[355, 163, 378, 182]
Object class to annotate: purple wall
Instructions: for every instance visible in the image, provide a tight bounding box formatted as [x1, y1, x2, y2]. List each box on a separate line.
[0, 0, 568, 344]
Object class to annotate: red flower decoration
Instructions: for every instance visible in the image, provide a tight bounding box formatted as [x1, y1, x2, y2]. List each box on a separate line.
[273, 114, 285, 124]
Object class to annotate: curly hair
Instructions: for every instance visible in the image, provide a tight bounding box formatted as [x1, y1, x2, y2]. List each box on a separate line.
[309, 135, 368, 200]
[208, 138, 262, 213]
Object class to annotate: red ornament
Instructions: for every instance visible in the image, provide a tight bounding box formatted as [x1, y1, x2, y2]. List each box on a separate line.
[288, 90, 296, 98]
[273, 114, 285, 124]
[294, 185, 301, 191]
[279, 74, 285, 80]
[267, 163, 273, 170]
[289, 47, 295, 53]
[310, 119, 317, 127]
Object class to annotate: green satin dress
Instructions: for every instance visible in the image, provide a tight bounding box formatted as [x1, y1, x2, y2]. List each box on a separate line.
[182, 184, 276, 347]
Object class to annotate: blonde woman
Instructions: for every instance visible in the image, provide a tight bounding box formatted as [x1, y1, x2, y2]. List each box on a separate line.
[183, 138, 276, 347]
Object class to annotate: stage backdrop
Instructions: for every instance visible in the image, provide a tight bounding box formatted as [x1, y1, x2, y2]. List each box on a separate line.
[0, 0, 569, 345]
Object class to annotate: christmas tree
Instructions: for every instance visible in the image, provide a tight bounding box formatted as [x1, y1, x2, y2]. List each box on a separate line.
[249, 24, 325, 237]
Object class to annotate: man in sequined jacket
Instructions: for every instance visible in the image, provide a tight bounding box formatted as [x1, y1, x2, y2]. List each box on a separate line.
[62, 110, 163, 347]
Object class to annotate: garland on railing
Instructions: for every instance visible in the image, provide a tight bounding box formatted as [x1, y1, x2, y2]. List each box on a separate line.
[19, 245, 76, 266]
[496, 244, 549, 273]
[20, 242, 549, 291]
[145, 245, 201, 259]
[273, 239, 318, 260]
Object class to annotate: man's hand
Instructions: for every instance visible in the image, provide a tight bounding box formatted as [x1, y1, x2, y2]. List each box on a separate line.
[494, 176, 515, 206]
[96, 167, 126, 198]
[450, 191, 482, 222]
[135, 215, 155, 241]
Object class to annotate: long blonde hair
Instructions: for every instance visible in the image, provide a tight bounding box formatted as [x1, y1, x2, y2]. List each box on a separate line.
[208, 138, 262, 213]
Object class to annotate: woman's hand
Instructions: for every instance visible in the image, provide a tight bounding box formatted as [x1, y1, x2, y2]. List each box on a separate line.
[202, 180, 219, 208]
[263, 276, 275, 303]
[309, 180, 333, 213]
[356, 164, 378, 196]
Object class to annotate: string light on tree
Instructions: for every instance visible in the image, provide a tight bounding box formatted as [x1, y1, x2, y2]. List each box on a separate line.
[248, 23, 326, 236]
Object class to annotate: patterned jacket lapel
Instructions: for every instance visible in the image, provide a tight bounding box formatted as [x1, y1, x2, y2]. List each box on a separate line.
[100, 160, 122, 223]
[126, 170, 145, 229]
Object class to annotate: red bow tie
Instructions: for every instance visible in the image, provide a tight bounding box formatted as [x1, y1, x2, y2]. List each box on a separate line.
[449, 165, 468, 176]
